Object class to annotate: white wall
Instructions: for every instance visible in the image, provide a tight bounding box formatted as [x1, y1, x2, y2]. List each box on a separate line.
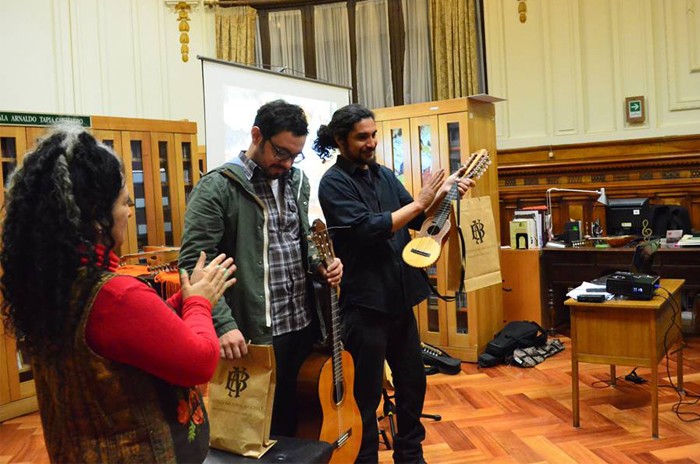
[0, 0, 216, 144]
[3, 0, 698, 152]
[485, 0, 700, 149]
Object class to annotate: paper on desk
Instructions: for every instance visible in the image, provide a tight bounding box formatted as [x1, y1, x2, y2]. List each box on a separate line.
[566, 281, 615, 300]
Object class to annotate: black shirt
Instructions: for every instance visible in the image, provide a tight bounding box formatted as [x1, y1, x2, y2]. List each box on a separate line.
[318, 155, 430, 314]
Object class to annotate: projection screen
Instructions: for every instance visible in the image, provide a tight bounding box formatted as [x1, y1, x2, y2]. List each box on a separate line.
[200, 57, 351, 220]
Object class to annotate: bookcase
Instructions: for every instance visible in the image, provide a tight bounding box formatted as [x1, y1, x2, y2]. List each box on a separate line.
[373, 97, 503, 363]
[0, 114, 203, 421]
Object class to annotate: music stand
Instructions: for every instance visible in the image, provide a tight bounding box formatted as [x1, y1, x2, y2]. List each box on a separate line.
[377, 388, 441, 450]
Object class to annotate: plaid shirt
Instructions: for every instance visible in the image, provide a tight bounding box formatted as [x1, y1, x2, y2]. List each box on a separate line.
[239, 152, 311, 336]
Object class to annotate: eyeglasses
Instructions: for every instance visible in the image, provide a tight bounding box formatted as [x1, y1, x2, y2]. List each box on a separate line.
[268, 139, 305, 164]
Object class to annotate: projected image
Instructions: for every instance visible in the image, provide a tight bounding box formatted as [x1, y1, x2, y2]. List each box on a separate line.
[222, 87, 341, 221]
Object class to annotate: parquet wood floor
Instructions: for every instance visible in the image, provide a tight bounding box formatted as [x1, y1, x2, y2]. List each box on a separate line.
[1, 336, 698, 463]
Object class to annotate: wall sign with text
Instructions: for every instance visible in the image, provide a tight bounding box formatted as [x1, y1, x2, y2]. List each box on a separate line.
[625, 96, 645, 123]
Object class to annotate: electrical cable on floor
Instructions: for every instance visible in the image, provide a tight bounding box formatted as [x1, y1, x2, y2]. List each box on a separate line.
[656, 288, 700, 423]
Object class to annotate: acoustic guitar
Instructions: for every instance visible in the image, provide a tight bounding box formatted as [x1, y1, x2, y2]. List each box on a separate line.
[402, 149, 491, 268]
[296, 220, 362, 464]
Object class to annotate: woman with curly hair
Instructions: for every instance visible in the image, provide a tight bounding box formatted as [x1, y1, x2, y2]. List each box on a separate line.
[0, 122, 236, 463]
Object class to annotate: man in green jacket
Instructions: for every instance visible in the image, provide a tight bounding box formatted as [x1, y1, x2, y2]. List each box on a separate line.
[179, 100, 342, 437]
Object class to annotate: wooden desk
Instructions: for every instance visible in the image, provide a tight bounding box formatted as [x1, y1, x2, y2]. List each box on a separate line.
[565, 279, 684, 438]
[543, 247, 700, 333]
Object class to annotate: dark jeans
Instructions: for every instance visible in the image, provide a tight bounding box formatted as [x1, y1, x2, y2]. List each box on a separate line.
[342, 307, 426, 464]
[270, 323, 316, 437]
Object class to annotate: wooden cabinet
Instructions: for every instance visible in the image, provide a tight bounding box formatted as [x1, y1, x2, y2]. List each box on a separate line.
[500, 248, 545, 326]
[373, 97, 503, 363]
[0, 114, 202, 421]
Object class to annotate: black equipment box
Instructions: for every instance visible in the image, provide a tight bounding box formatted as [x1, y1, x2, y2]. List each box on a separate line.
[605, 271, 660, 300]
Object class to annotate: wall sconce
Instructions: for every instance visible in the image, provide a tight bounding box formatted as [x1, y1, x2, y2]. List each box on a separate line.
[545, 187, 607, 242]
[165, 1, 200, 62]
[517, 0, 527, 23]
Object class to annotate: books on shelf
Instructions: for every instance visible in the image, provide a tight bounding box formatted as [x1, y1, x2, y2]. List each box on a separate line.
[513, 209, 543, 248]
[510, 218, 537, 249]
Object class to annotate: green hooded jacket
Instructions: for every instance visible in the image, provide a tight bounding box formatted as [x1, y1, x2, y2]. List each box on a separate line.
[178, 158, 322, 344]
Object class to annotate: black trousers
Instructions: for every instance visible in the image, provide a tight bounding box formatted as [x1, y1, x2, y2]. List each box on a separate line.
[342, 307, 426, 464]
[270, 323, 316, 437]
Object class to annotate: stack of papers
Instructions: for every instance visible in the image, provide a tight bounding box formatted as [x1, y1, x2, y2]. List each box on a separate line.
[678, 234, 700, 247]
[566, 281, 615, 301]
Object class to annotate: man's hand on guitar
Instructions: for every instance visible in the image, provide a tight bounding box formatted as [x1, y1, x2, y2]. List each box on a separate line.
[441, 165, 476, 199]
[219, 329, 248, 360]
[416, 168, 446, 210]
[318, 257, 343, 287]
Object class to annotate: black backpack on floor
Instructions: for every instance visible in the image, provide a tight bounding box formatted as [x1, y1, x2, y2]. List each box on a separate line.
[478, 321, 547, 367]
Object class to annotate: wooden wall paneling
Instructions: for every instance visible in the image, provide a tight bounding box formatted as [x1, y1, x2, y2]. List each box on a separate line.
[497, 135, 700, 245]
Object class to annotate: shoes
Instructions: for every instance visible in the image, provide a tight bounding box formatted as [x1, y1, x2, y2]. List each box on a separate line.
[511, 339, 565, 368]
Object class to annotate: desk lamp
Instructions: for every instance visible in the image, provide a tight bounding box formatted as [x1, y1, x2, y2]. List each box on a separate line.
[545, 187, 607, 243]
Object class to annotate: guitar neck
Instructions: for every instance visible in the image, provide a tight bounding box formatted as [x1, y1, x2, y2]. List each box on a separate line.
[329, 287, 344, 390]
[428, 150, 489, 229]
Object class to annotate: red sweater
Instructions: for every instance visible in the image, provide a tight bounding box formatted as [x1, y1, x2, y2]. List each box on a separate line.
[85, 249, 219, 387]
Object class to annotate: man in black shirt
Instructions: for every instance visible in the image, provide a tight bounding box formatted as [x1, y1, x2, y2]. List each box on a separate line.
[314, 104, 474, 463]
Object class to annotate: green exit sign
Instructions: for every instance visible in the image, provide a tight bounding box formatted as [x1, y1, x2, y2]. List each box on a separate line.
[625, 96, 645, 123]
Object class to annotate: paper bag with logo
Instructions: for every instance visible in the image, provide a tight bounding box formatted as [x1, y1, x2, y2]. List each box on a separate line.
[208, 344, 277, 458]
[459, 196, 502, 292]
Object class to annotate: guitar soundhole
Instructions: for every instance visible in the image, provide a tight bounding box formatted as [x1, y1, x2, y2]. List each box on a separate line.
[427, 225, 441, 235]
[334, 383, 344, 405]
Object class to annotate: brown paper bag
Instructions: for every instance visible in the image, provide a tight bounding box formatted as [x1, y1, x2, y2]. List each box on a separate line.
[208, 344, 277, 458]
[459, 196, 502, 292]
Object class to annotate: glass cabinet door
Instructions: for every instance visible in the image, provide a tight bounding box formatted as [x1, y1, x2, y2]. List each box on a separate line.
[121, 131, 158, 251]
[175, 133, 200, 206]
[438, 113, 473, 349]
[0, 127, 27, 202]
[379, 119, 413, 194]
[94, 130, 137, 255]
[408, 116, 448, 347]
[150, 134, 177, 246]
[0, 127, 37, 421]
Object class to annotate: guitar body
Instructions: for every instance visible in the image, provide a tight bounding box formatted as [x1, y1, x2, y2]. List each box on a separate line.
[296, 350, 362, 464]
[402, 217, 451, 268]
[401, 149, 491, 268]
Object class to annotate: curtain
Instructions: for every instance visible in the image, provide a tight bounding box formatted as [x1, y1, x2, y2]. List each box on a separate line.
[430, 0, 479, 100]
[403, 0, 433, 103]
[215, 6, 257, 64]
[268, 10, 305, 76]
[314, 3, 352, 88]
[356, 0, 393, 109]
